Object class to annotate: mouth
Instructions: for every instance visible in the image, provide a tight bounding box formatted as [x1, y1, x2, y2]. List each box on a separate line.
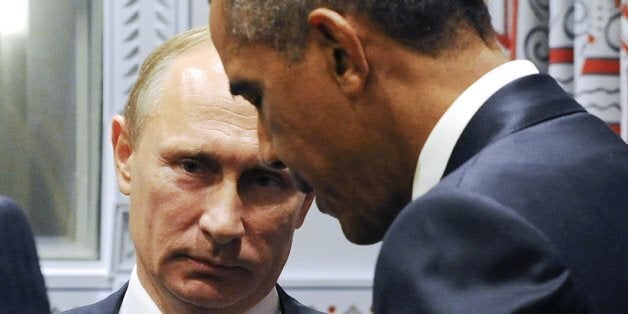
[184, 255, 244, 275]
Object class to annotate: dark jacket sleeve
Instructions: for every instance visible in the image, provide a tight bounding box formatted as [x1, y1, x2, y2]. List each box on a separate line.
[0, 196, 50, 314]
[63, 283, 128, 314]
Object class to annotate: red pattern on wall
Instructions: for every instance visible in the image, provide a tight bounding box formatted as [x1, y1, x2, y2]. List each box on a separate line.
[488, 0, 628, 140]
[582, 58, 621, 75]
[549, 48, 574, 64]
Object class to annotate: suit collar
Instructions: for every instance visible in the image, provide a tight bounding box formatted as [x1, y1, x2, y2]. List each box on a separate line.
[444, 74, 585, 176]
[277, 285, 324, 314]
[412, 61, 538, 199]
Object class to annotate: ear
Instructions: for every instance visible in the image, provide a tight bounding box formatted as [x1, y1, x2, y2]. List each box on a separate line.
[308, 8, 369, 97]
[111, 115, 133, 195]
[295, 191, 316, 229]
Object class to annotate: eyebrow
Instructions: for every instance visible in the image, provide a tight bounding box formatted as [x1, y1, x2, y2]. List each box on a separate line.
[229, 80, 262, 98]
[162, 147, 215, 163]
[163, 147, 271, 172]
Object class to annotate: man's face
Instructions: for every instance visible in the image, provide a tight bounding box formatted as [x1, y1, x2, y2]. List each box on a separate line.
[113, 44, 312, 313]
[210, 1, 411, 245]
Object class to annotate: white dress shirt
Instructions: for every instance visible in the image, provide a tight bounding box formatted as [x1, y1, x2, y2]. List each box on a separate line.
[411, 60, 539, 200]
[119, 265, 280, 314]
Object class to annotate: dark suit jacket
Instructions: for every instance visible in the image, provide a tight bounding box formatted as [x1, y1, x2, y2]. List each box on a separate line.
[0, 196, 50, 314]
[374, 74, 628, 313]
[63, 283, 323, 314]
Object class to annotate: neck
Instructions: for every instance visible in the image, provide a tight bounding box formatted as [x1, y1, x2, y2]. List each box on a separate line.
[365, 35, 509, 158]
[135, 263, 263, 314]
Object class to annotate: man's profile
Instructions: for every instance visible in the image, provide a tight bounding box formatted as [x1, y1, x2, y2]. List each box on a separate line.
[210, 1, 628, 312]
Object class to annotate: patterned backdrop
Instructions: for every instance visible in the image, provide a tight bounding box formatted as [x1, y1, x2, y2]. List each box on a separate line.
[487, 0, 628, 141]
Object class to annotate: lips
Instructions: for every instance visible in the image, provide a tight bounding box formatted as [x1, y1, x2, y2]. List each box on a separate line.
[185, 255, 244, 274]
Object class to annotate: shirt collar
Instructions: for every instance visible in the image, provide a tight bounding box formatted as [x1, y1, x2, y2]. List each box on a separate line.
[411, 60, 539, 200]
[119, 264, 281, 314]
[244, 285, 280, 314]
[119, 265, 162, 314]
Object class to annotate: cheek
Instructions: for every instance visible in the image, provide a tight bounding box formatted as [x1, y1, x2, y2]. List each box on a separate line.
[248, 207, 298, 237]
[243, 204, 301, 257]
[128, 164, 199, 263]
[265, 91, 336, 156]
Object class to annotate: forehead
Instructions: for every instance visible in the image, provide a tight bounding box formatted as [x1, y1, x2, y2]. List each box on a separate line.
[209, 0, 229, 36]
[210, 21, 282, 101]
[172, 43, 232, 98]
[141, 44, 259, 153]
[209, 0, 257, 72]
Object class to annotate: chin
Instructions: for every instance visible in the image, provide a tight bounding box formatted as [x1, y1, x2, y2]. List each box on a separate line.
[177, 292, 243, 312]
[170, 280, 242, 310]
[339, 217, 386, 245]
[317, 197, 388, 244]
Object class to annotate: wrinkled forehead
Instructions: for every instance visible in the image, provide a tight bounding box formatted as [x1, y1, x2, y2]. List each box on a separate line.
[190, 97, 257, 136]
[150, 43, 258, 135]
[145, 94, 259, 155]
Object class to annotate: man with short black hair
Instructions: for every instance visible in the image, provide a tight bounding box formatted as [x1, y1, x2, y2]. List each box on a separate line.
[210, 1, 628, 312]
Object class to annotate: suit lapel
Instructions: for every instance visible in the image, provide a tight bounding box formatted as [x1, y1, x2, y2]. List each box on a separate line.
[444, 74, 585, 176]
[109, 282, 128, 313]
[277, 284, 323, 314]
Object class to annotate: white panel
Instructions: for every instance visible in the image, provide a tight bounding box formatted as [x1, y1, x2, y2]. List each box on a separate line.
[190, 0, 210, 28]
[49, 290, 114, 313]
[281, 203, 379, 285]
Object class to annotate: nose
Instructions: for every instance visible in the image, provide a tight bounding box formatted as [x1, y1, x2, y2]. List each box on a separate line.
[257, 117, 285, 170]
[198, 183, 245, 246]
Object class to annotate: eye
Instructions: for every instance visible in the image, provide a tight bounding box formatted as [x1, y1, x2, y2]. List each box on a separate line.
[252, 174, 281, 188]
[239, 169, 294, 205]
[241, 169, 288, 191]
[178, 159, 205, 174]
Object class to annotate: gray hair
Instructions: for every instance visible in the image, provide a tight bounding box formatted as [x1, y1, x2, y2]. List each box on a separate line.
[223, 0, 495, 62]
[125, 26, 211, 144]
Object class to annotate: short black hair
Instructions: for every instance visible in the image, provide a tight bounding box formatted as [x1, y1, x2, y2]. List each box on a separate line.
[221, 0, 495, 61]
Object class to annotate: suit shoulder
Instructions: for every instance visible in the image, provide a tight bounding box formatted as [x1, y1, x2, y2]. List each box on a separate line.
[375, 189, 592, 313]
[63, 284, 128, 314]
[277, 285, 325, 314]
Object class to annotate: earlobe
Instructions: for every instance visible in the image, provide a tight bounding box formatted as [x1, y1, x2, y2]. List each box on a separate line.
[111, 115, 133, 195]
[308, 8, 369, 97]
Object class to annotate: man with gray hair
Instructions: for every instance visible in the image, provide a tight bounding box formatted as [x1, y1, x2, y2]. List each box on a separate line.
[210, 0, 628, 312]
[65, 27, 321, 314]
